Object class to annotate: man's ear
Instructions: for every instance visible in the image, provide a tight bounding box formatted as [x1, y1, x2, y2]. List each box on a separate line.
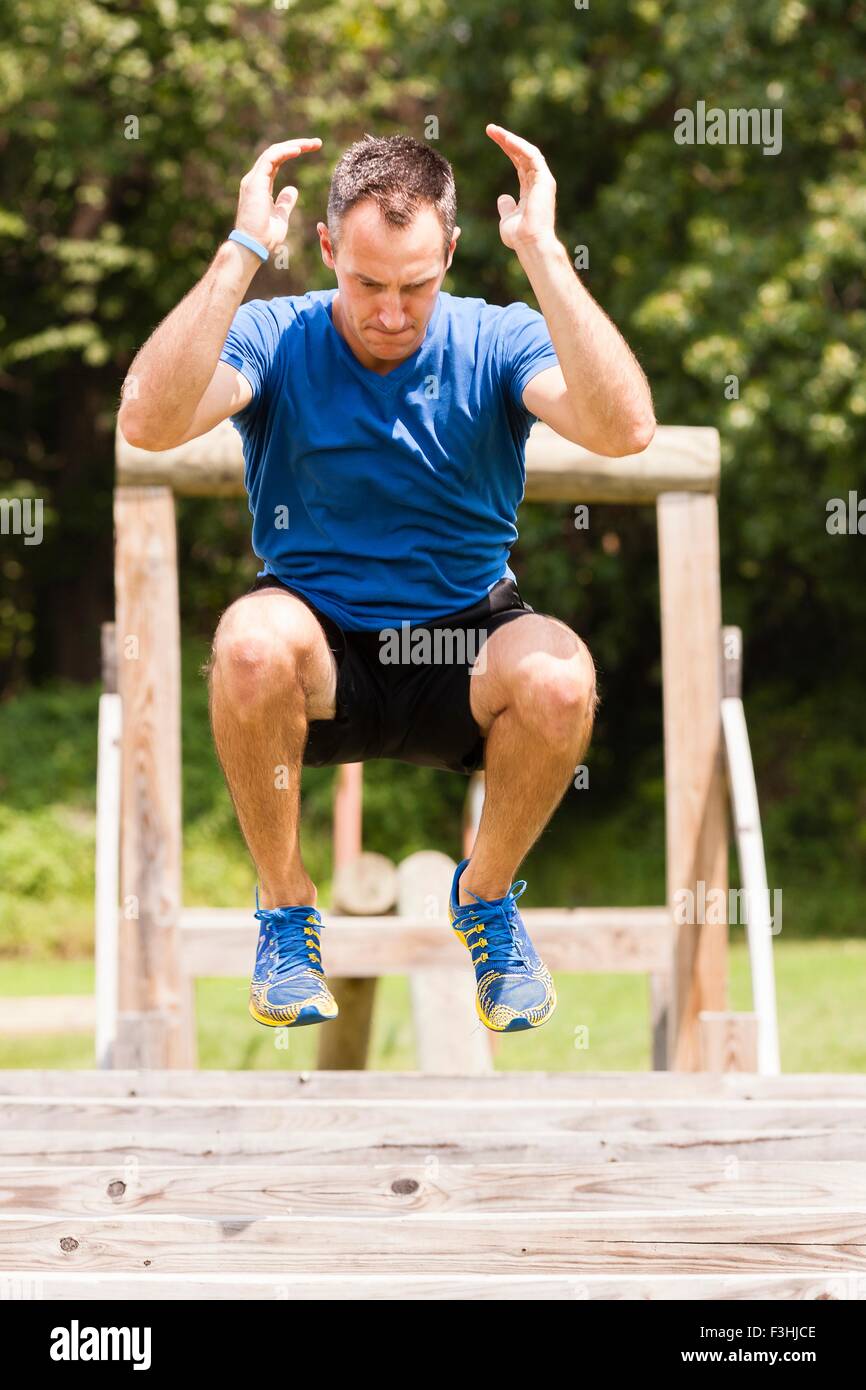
[317, 221, 336, 269]
[445, 224, 461, 270]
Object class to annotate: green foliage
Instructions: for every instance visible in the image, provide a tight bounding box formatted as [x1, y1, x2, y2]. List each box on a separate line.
[1, 0, 864, 695]
[0, 2, 863, 954]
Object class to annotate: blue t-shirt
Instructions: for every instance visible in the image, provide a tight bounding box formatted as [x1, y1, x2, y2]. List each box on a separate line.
[219, 287, 559, 631]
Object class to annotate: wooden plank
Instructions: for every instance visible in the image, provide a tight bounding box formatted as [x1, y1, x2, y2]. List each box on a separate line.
[0, 998, 95, 1037]
[114, 486, 189, 1066]
[179, 906, 674, 977]
[116, 421, 721, 504]
[2, 1071, 865, 1100]
[526, 424, 721, 502]
[2, 1216, 864, 1273]
[657, 491, 728, 1071]
[649, 970, 670, 1071]
[4, 1096, 866, 1135]
[399, 852, 492, 1073]
[5, 1160, 866, 1218]
[3, 1127, 864, 1165]
[4, 1270, 859, 1300]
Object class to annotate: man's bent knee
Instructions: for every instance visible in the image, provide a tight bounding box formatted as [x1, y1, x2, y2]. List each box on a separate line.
[513, 642, 598, 748]
[208, 594, 336, 720]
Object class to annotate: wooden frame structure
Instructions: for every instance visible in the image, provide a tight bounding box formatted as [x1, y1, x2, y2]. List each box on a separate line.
[110, 418, 760, 1072]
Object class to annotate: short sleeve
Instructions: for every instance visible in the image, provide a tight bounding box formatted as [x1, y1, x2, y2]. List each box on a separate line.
[219, 298, 282, 414]
[496, 301, 560, 420]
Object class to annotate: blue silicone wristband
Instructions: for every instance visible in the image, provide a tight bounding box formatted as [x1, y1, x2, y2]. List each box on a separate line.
[228, 229, 269, 262]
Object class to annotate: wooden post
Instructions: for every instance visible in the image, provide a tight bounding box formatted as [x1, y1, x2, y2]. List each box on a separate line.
[699, 1011, 759, 1072]
[333, 763, 363, 865]
[648, 971, 671, 1072]
[656, 491, 728, 1071]
[399, 851, 493, 1073]
[462, 772, 485, 861]
[316, 852, 394, 1070]
[114, 486, 191, 1067]
[317, 764, 376, 1069]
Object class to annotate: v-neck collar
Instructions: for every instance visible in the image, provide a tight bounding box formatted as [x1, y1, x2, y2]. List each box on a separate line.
[324, 290, 442, 393]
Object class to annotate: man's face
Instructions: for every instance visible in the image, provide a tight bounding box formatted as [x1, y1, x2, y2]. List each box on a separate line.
[317, 201, 459, 371]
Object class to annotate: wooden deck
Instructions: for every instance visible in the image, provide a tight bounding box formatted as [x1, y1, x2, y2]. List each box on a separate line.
[2, 1070, 865, 1300]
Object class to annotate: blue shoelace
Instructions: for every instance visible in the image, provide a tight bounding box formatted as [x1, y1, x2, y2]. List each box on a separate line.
[457, 880, 529, 971]
[254, 891, 324, 977]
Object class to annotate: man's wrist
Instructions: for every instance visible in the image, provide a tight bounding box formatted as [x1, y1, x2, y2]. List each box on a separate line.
[228, 228, 270, 262]
[215, 237, 263, 288]
[514, 232, 566, 268]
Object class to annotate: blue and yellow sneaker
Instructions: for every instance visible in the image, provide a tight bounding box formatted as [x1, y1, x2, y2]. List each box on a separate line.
[449, 858, 556, 1033]
[249, 888, 339, 1028]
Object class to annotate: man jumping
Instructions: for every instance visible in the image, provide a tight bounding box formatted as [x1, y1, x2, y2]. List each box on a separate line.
[118, 127, 655, 1036]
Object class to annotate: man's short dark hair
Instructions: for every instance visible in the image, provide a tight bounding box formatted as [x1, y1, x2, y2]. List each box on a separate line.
[327, 134, 456, 261]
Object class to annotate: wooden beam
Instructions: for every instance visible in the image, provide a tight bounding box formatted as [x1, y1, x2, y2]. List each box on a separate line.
[0, 997, 95, 1036]
[116, 421, 720, 504]
[179, 906, 674, 978]
[399, 852, 492, 1073]
[6, 1070, 866, 1098]
[5, 1159, 865, 1216]
[657, 491, 728, 1071]
[114, 486, 190, 1067]
[13, 1095, 865, 1135]
[0, 1214, 863, 1272]
[5, 1124, 864, 1165]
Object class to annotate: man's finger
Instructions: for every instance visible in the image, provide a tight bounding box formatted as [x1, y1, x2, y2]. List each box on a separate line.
[486, 124, 545, 169]
[251, 138, 323, 187]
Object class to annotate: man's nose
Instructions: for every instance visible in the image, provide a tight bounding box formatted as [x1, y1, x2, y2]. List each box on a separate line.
[375, 297, 407, 330]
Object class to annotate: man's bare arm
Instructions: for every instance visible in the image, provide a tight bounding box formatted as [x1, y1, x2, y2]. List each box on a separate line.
[118, 137, 322, 451]
[488, 123, 655, 457]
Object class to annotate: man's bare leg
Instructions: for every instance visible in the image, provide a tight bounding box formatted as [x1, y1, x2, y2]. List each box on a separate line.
[206, 589, 337, 910]
[464, 614, 598, 905]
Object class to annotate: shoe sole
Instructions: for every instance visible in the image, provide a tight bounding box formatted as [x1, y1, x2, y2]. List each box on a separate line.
[248, 1000, 339, 1029]
[475, 989, 557, 1033]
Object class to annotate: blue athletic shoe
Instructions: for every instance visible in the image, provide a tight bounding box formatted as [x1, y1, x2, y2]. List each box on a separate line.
[448, 858, 556, 1033]
[249, 888, 339, 1028]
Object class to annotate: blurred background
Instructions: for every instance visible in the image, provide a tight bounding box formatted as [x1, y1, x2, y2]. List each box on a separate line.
[0, 0, 864, 1070]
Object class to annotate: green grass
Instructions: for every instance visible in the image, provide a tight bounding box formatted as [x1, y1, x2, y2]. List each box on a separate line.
[1, 940, 864, 1072]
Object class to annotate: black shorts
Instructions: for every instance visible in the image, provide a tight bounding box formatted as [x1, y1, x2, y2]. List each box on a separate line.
[245, 574, 536, 775]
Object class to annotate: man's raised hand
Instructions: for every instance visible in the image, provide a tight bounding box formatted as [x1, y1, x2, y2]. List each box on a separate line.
[235, 138, 323, 253]
[486, 124, 557, 253]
